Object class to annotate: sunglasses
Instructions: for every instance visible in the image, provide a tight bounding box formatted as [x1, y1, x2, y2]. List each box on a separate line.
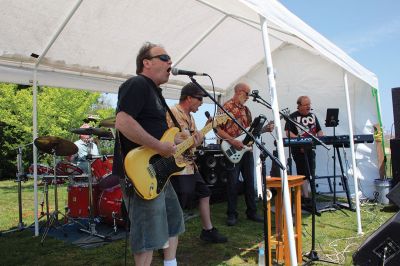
[242, 90, 250, 96]
[147, 54, 171, 62]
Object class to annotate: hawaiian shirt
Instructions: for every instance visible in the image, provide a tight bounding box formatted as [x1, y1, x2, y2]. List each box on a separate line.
[219, 98, 252, 138]
[166, 104, 197, 175]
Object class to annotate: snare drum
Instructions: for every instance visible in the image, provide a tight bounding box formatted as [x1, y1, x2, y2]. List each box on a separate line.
[56, 161, 83, 176]
[98, 185, 126, 226]
[28, 164, 53, 175]
[91, 156, 113, 181]
[67, 183, 99, 218]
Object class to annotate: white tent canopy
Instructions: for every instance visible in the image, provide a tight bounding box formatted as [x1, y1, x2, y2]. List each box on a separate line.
[0, 0, 382, 263]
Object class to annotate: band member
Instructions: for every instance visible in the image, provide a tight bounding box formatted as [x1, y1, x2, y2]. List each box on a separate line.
[114, 42, 184, 266]
[216, 82, 273, 226]
[68, 123, 100, 173]
[166, 82, 228, 243]
[284, 96, 324, 198]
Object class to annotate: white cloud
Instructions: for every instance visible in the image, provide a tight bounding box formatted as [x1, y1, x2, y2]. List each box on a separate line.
[335, 18, 400, 54]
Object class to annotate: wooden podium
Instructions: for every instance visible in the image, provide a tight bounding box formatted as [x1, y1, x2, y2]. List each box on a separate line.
[265, 175, 305, 265]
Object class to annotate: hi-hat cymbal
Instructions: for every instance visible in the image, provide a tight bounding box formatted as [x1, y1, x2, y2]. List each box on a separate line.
[70, 127, 113, 139]
[99, 117, 115, 128]
[34, 136, 78, 156]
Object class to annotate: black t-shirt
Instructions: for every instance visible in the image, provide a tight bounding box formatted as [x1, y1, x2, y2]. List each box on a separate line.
[284, 111, 321, 137]
[113, 74, 168, 177]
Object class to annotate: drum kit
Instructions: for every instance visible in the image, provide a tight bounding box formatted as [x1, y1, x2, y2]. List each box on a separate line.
[31, 117, 126, 243]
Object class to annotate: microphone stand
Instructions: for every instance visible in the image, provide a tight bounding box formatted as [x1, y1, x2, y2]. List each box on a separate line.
[189, 77, 285, 266]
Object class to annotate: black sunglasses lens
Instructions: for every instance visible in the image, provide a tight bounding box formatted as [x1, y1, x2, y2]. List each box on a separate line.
[159, 54, 170, 62]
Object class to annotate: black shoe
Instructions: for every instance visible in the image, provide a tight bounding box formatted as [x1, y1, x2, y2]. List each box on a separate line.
[247, 214, 263, 223]
[226, 216, 237, 226]
[200, 227, 228, 243]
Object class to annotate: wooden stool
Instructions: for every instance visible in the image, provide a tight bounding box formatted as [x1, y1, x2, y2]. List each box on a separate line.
[265, 175, 305, 266]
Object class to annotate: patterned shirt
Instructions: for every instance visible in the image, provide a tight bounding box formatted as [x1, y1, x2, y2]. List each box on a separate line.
[219, 98, 252, 138]
[166, 104, 197, 175]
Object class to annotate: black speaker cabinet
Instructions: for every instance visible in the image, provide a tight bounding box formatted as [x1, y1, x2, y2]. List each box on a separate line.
[353, 212, 400, 265]
[387, 182, 400, 208]
[392, 87, 400, 139]
[195, 146, 232, 204]
[390, 139, 400, 186]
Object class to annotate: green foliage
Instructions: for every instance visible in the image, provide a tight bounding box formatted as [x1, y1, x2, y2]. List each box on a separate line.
[0, 83, 115, 179]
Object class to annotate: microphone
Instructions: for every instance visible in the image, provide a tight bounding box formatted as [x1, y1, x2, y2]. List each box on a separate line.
[249, 90, 259, 101]
[171, 67, 207, 76]
[205, 111, 211, 119]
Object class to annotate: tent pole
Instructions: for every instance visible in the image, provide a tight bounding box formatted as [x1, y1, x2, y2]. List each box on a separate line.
[32, 70, 39, 236]
[31, 0, 84, 237]
[344, 72, 363, 235]
[259, 16, 298, 265]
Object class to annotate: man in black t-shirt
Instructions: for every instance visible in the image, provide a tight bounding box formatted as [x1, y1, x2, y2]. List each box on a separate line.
[284, 96, 324, 198]
[114, 42, 184, 266]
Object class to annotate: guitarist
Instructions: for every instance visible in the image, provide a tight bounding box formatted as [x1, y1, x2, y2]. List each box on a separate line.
[216, 83, 274, 226]
[166, 82, 228, 244]
[113, 42, 184, 266]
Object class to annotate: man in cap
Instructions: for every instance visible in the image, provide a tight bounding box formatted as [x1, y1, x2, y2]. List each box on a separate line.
[166, 82, 228, 243]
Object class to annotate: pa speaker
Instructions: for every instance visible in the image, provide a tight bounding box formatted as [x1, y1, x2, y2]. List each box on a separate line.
[387, 182, 400, 208]
[392, 87, 400, 139]
[390, 139, 400, 186]
[353, 212, 400, 265]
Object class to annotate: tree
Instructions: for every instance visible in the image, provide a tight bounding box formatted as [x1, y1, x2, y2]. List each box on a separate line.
[0, 83, 114, 179]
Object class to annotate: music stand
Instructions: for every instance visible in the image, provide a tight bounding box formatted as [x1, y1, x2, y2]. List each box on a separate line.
[322, 108, 354, 212]
[325, 108, 339, 128]
[324, 109, 342, 211]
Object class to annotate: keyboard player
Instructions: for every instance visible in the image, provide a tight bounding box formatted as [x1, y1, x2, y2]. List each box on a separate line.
[284, 96, 324, 200]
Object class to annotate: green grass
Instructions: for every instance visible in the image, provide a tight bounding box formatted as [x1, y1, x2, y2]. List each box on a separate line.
[0, 179, 396, 265]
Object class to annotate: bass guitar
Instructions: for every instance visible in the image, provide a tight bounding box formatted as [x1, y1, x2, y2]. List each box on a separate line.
[124, 114, 229, 200]
[221, 108, 290, 164]
[221, 115, 274, 163]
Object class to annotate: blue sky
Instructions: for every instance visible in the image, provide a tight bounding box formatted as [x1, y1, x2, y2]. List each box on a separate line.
[280, 0, 400, 134]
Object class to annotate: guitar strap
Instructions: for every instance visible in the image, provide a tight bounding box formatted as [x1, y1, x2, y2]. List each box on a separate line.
[154, 86, 182, 131]
[115, 129, 135, 195]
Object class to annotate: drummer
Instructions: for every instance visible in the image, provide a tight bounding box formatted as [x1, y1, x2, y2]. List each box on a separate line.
[68, 123, 100, 173]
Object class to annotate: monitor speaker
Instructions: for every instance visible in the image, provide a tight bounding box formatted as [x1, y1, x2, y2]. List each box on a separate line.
[353, 212, 400, 265]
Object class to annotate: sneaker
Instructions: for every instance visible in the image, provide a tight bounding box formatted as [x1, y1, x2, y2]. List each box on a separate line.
[200, 227, 228, 243]
[247, 214, 263, 223]
[226, 216, 237, 226]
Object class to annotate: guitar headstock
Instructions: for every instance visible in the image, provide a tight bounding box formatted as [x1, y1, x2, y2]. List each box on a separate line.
[281, 108, 290, 116]
[212, 113, 230, 127]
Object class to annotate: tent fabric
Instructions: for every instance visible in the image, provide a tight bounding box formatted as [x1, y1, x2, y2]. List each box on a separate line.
[0, 0, 377, 92]
[0, 0, 380, 196]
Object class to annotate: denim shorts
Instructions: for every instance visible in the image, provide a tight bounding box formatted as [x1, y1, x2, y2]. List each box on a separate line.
[122, 180, 185, 253]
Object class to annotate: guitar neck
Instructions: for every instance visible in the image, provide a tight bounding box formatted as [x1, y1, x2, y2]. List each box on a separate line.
[174, 122, 213, 158]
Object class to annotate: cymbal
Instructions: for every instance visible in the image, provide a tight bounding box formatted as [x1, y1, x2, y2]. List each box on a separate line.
[70, 127, 113, 139]
[99, 117, 115, 128]
[34, 136, 78, 156]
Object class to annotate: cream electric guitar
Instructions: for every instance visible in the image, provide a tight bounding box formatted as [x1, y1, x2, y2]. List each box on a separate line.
[124, 114, 229, 200]
[221, 115, 274, 164]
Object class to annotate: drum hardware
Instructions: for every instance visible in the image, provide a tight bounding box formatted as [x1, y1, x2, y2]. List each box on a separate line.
[1, 145, 31, 235]
[34, 136, 78, 245]
[67, 132, 109, 240]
